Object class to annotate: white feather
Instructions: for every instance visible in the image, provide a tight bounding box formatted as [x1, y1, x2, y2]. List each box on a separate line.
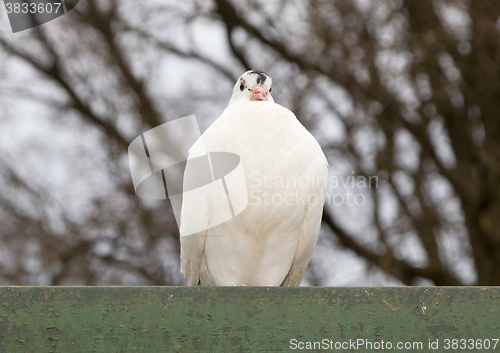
[180, 72, 328, 286]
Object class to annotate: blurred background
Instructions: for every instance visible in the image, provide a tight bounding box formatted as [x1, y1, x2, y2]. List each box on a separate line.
[0, 0, 498, 286]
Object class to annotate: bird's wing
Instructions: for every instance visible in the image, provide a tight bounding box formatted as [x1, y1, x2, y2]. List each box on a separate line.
[281, 190, 326, 287]
[179, 178, 210, 286]
[180, 229, 206, 286]
[179, 141, 210, 286]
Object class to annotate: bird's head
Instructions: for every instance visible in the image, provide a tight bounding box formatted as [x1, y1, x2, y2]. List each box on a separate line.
[228, 70, 274, 105]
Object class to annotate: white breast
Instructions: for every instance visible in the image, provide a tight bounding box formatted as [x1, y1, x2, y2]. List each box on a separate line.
[180, 101, 328, 286]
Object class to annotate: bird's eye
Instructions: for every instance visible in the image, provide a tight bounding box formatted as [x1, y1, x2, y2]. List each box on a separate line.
[269, 87, 272, 92]
[240, 83, 245, 91]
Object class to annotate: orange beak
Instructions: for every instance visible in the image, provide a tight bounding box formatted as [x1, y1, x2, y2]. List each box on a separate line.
[250, 86, 269, 101]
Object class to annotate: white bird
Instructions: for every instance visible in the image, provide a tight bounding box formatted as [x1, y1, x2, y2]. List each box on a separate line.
[180, 70, 328, 286]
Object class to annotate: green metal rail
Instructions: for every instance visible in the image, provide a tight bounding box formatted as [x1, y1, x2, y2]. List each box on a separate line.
[0, 286, 499, 352]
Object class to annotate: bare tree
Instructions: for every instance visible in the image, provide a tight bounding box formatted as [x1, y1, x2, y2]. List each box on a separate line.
[0, 0, 499, 286]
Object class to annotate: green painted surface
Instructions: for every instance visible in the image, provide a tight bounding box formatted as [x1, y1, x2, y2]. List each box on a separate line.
[0, 286, 499, 352]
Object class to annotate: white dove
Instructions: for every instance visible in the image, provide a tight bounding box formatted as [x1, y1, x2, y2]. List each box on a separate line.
[180, 70, 328, 286]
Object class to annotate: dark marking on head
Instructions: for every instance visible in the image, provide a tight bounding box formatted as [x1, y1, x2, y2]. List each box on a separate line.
[249, 70, 268, 85]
